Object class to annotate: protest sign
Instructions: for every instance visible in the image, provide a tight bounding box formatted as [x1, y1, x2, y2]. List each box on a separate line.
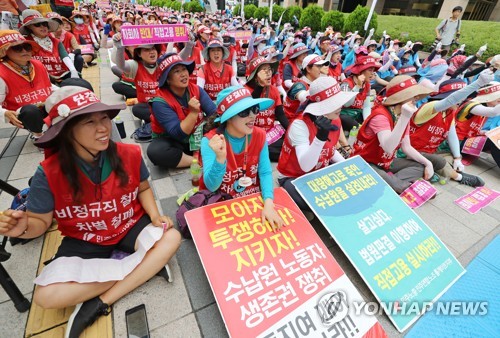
[226, 30, 253, 40]
[454, 186, 499, 214]
[185, 188, 385, 338]
[461, 136, 487, 157]
[292, 156, 465, 332]
[486, 126, 500, 150]
[400, 180, 437, 209]
[80, 44, 95, 55]
[120, 24, 189, 46]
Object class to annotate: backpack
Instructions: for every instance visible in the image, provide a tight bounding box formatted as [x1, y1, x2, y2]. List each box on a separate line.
[176, 190, 232, 239]
[131, 122, 152, 143]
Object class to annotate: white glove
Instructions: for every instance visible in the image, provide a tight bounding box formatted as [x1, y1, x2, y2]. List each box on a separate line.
[389, 40, 394, 48]
[405, 41, 412, 48]
[383, 30, 387, 36]
[70, 70, 79, 79]
[459, 44, 466, 52]
[353, 43, 359, 51]
[477, 68, 494, 86]
[390, 51, 399, 62]
[453, 158, 465, 172]
[353, 30, 358, 36]
[287, 36, 294, 44]
[491, 54, 500, 67]
[477, 44, 488, 57]
[436, 41, 442, 51]
[369, 28, 375, 35]
[401, 102, 418, 119]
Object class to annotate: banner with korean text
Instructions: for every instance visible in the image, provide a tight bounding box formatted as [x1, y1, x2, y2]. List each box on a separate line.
[292, 156, 465, 332]
[120, 24, 189, 46]
[185, 188, 385, 338]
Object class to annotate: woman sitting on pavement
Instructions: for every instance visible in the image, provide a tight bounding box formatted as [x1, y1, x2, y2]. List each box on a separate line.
[201, 86, 284, 229]
[0, 86, 181, 338]
[197, 39, 239, 101]
[0, 30, 53, 139]
[20, 9, 80, 84]
[148, 53, 217, 168]
[277, 77, 358, 211]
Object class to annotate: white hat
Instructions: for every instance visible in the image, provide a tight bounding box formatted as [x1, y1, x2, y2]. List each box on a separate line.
[304, 77, 358, 116]
[302, 54, 329, 70]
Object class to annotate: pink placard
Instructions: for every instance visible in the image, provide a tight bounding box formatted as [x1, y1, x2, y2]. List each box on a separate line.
[265, 124, 285, 145]
[454, 186, 500, 214]
[120, 24, 189, 46]
[461, 136, 487, 157]
[226, 30, 253, 41]
[400, 180, 437, 209]
[80, 44, 94, 55]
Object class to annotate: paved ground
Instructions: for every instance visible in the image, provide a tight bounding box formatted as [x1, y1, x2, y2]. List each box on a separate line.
[0, 50, 498, 337]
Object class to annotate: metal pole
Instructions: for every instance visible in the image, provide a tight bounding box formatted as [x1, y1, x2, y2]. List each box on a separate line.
[0, 264, 30, 312]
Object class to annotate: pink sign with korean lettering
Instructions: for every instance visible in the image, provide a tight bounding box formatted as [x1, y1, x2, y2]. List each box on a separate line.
[454, 186, 500, 214]
[461, 136, 487, 157]
[400, 180, 437, 209]
[120, 24, 189, 46]
[185, 188, 385, 338]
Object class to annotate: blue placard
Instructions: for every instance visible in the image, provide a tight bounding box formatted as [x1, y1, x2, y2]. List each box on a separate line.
[292, 156, 465, 332]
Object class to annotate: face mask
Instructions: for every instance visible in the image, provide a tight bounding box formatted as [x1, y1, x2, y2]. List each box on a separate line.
[257, 43, 266, 52]
[287, 32, 294, 38]
[74, 18, 84, 24]
[494, 70, 500, 82]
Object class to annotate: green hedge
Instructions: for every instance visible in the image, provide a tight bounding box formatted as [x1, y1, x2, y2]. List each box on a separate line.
[244, 4, 258, 19]
[254, 7, 270, 20]
[321, 10, 344, 31]
[299, 5, 325, 32]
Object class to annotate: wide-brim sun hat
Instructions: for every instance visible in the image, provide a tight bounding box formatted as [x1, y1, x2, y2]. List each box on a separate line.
[383, 75, 434, 106]
[302, 54, 329, 70]
[253, 34, 268, 46]
[429, 79, 467, 100]
[19, 9, 59, 35]
[304, 77, 358, 116]
[157, 52, 195, 88]
[329, 44, 343, 55]
[35, 86, 124, 149]
[197, 25, 211, 34]
[350, 55, 381, 75]
[215, 86, 273, 123]
[0, 30, 40, 59]
[246, 56, 279, 85]
[290, 43, 311, 59]
[259, 46, 283, 61]
[202, 39, 229, 61]
[472, 82, 500, 103]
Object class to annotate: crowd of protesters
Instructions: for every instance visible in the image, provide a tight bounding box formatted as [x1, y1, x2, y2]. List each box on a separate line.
[0, 2, 499, 337]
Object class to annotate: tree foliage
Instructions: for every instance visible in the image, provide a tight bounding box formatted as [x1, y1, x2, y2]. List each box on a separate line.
[254, 7, 270, 20]
[271, 5, 285, 23]
[299, 5, 325, 32]
[283, 6, 302, 26]
[344, 5, 377, 36]
[244, 4, 258, 19]
[321, 10, 344, 31]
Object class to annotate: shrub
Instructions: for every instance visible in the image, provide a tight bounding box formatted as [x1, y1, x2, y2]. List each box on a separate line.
[189, 1, 204, 13]
[321, 10, 344, 31]
[244, 4, 257, 19]
[299, 5, 325, 32]
[170, 1, 182, 11]
[182, 1, 190, 11]
[344, 5, 377, 36]
[233, 4, 241, 17]
[283, 5, 302, 27]
[271, 5, 285, 23]
[254, 7, 269, 21]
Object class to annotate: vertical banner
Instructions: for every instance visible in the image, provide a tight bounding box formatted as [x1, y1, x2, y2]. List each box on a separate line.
[185, 188, 386, 338]
[292, 156, 465, 332]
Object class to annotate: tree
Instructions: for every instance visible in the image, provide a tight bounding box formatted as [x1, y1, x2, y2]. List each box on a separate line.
[244, 4, 257, 19]
[233, 4, 241, 17]
[254, 7, 269, 20]
[271, 5, 285, 23]
[188, 1, 204, 12]
[321, 10, 344, 31]
[182, 1, 190, 11]
[344, 5, 378, 36]
[283, 6, 302, 27]
[299, 5, 324, 32]
[171, 1, 182, 11]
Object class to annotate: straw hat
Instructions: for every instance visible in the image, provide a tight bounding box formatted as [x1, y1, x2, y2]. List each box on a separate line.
[19, 9, 59, 35]
[246, 57, 278, 85]
[215, 86, 273, 123]
[202, 39, 229, 61]
[0, 30, 39, 59]
[383, 75, 433, 106]
[304, 77, 358, 116]
[290, 43, 311, 59]
[472, 82, 500, 103]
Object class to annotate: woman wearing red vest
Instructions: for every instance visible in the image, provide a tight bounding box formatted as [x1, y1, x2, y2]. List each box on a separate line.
[352, 75, 446, 193]
[327, 44, 344, 82]
[197, 40, 239, 101]
[0, 86, 181, 338]
[70, 10, 99, 64]
[277, 77, 357, 211]
[0, 30, 52, 138]
[201, 86, 284, 229]
[148, 53, 217, 168]
[340, 55, 381, 133]
[20, 9, 80, 83]
[282, 43, 310, 90]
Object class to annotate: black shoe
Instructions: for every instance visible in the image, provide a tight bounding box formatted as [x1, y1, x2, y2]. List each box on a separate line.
[459, 173, 485, 187]
[156, 264, 173, 283]
[65, 296, 111, 338]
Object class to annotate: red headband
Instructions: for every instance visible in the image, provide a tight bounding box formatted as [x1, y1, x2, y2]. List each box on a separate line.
[386, 78, 418, 98]
[477, 84, 500, 96]
[218, 87, 252, 112]
[308, 55, 325, 66]
[158, 54, 183, 72]
[23, 14, 43, 24]
[399, 67, 417, 74]
[0, 33, 24, 45]
[249, 57, 266, 73]
[44, 90, 99, 127]
[438, 82, 466, 94]
[293, 45, 308, 54]
[309, 83, 341, 103]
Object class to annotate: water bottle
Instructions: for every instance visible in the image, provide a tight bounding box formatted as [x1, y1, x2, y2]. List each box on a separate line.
[348, 126, 358, 146]
[114, 116, 126, 139]
[190, 159, 201, 187]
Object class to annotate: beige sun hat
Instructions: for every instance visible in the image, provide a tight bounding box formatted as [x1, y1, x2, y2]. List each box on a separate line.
[304, 77, 358, 116]
[383, 75, 433, 106]
[19, 9, 59, 35]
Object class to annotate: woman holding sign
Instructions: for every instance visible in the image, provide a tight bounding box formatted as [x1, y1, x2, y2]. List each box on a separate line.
[200, 86, 284, 230]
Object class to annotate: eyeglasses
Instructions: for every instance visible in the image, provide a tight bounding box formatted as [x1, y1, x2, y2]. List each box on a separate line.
[10, 43, 33, 53]
[32, 22, 49, 28]
[259, 66, 273, 74]
[237, 105, 259, 118]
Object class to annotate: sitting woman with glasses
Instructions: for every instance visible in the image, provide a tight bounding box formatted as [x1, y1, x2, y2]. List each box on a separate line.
[200, 86, 284, 229]
[20, 9, 80, 84]
[0, 30, 53, 139]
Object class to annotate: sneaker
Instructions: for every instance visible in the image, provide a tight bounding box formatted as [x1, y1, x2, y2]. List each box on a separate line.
[459, 173, 485, 187]
[65, 296, 111, 338]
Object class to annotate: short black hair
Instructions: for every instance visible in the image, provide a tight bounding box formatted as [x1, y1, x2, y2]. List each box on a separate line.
[452, 6, 463, 12]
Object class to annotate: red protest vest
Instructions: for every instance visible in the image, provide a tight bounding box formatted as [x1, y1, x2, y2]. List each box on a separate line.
[202, 62, 232, 101]
[42, 143, 146, 245]
[343, 77, 370, 110]
[187, 46, 203, 85]
[200, 128, 265, 198]
[328, 63, 342, 81]
[455, 101, 486, 140]
[151, 83, 202, 135]
[73, 24, 92, 45]
[248, 85, 282, 132]
[28, 35, 69, 77]
[236, 42, 247, 63]
[0, 60, 52, 111]
[225, 46, 236, 66]
[55, 0, 74, 7]
[353, 104, 402, 170]
[410, 106, 455, 154]
[277, 114, 341, 178]
[278, 56, 289, 83]
[135, 62, 159, 103]
[283, 60, 301, 88]
[60, 31, 76, 53]
[283, 79, 309, 123]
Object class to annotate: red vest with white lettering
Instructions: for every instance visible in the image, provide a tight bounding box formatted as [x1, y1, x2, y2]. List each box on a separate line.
[151, 83, 202, 134]
[235, 42, 247, 63]
[283, 79, 309, 123]
[277, 114, 341, 178]
[28, 35, 69, 77]
[0, 60, 52, 111]
[328, 63, 342, 81]
[200, 128, 265, 197]
[353, 104, 402, 170]
[187, 46, 203, 85]
[225, 46, 236, 66]
[73, 24, 92, 45]
[54, 0, 74, 7]
[42, 143, 146, 245]
[202, 62, 232, 101]
[455, 101, 486, 140]
[342, 77, 370, 110]
[60, 31, 76, 53]
[135, 63, 159, 103]
[283, 60, 301, 88]
[410, 106, 455, 154]
[247, 85, 282, 132]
